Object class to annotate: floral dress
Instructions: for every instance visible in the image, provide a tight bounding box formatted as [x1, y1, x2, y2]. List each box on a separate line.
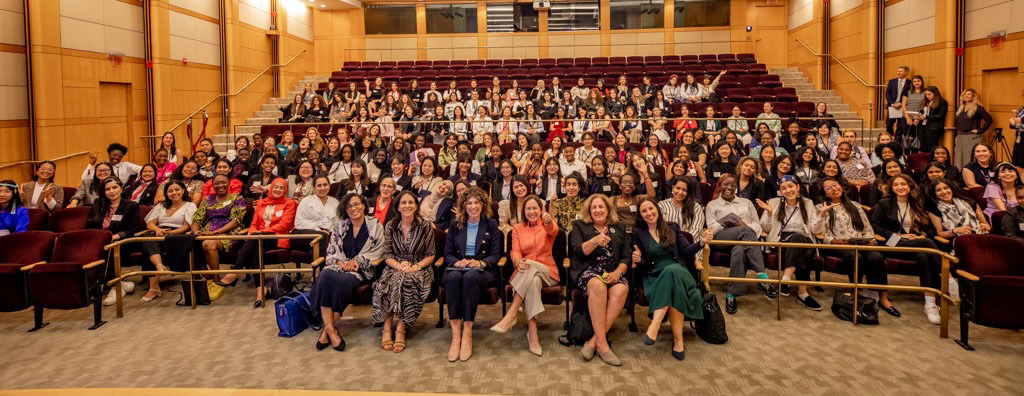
[193, 194, 247, 250]
[551, 196, 584, 233]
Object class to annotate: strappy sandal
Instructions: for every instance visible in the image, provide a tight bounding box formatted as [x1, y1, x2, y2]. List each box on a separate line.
[381, 331, 394, 351]
[393, 330, 407, 353]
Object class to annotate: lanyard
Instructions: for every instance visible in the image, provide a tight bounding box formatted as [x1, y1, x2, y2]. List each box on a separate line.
[897, 203, 909, 234]
[780, 205, 799, 231]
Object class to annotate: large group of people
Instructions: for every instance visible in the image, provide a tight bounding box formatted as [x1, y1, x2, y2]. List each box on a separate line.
[3, 64, 1023, 367]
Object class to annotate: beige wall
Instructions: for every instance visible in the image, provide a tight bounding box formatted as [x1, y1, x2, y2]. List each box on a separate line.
[0, 0, 30, 182]
[830, 0, 878, 123]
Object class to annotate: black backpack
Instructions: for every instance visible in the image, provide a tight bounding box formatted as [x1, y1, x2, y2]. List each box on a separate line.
[694, 292, 729, 344]
[558, 304, 594, 347]
[831, 290, 880, 325]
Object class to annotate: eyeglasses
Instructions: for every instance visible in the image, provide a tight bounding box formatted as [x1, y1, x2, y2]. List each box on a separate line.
[346, 202, 365, 210]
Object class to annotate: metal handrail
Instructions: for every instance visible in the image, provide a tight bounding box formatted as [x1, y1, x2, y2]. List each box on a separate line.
[701, 238, 956, 338]
[344, 40, 752, 54]
[0, 151, 89, 170]
[794, 38, 883, 89]
[157, 50, 307, 138]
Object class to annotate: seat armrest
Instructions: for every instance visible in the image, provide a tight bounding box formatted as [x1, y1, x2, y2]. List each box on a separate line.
[562, 258, 571, 268]
[309, 257, 325, 268]
[955, 269, 980, 282]
[497, 257, 507, 267]
[20, 261, 45, 271]
[934, 236, 950, 244]
[82, 260, 106, 270]
[434, 257, 445, 267]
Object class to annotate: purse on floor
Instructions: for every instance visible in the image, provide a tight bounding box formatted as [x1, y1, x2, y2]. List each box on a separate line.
[176, 276, 211, 306]
[694, 293, 729, 344]
[831, 290, 880, 325]
[275, 291, 322, 338]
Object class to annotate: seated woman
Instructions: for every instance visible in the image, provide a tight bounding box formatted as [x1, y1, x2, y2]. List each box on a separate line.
[448, 153, 482, 187]
[491, 194, 559, 356]
[869, 174, 944, 324]
[442, 187, 502, 362]
[87, 178, 144, 305]
[927, 146, 962, 186]
[244, 155, 278, 203]
[68, 162, 113, 208]
[0, 180, 28, 235]
[156, 160, 205, 205]
[124, 164, 159, 205]
[982, 162, 1021, 218]
[309, 192, 385, 352]
[632, 198, 711, 360]
[756, 175, 828, 310]
[870, 159, 906, 204]
[927, 178, 990, 242]
[835, 142, 875, 188]
[138, 180, 197, 303]
[373, 190, 437, 353]
[287, 160, 317, 202]
[535, 158, 563, 201]
[498, 176, 531, 231]
[705, 174, 777, 314]
[293, 175, 338, 256]
[420, 180, 455, 230]
[201, 159, 244, 199]
[551, 174, 586, 233]
[220, 178, 296, 307]
[705, 141, 737, 186]
[568, 194, 631, 367]
[193, 175, 247, 279]
[961, 143, 995, 189]
[19, 161, 63, 212]
[370, 177, 399, 226]
[818, 178, 896, 314]
[589, 156, 618, 197]
[735, 158, 766, 202]
[613, 173, 648, 231]
[412, 157, 443, 197]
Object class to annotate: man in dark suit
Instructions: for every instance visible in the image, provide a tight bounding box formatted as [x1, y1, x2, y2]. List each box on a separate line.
[885, 66, 911, 136]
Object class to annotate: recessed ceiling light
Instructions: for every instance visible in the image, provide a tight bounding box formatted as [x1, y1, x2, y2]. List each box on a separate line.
[320, 4, 326, 7]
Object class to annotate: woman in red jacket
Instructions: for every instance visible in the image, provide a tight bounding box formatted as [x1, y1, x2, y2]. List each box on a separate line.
[219, 178, 296, 307]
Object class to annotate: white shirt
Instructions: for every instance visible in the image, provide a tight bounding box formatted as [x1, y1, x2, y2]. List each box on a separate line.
[295, 195, 340, 231]
[144, 202, 197, 229]
[705, 196, 762, 235]
[575, 146, 600, 164]
[559, 159, 587, 180]
[83, 161, 142, 185]
[328, 162, 352, 183]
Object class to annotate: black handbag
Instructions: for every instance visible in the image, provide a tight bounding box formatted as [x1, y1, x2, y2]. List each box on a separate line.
[694, 293, 729, 344]
[831, 290, 880, 325]
[558, 304, 594, 347]
[268, 273, 296, 300]
[177, 276, 211, 306]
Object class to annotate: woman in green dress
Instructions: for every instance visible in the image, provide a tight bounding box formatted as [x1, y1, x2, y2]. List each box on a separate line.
[630, 197, 712, 360]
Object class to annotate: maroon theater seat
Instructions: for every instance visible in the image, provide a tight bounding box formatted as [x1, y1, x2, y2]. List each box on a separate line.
[47, 207, 90, 233]
[26, 229, 112, 331]
[0, 231, 56, 312]
[952, 234, 1024, 349]
[26, 208, 48, 231]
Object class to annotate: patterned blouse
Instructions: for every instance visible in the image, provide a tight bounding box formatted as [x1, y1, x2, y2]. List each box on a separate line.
[658, 199, 705, 241]
[837, 158, 876, 184]
[193, 193, 247, 249]
[551, 196, 584, 233]
[817, 203, 875, 244]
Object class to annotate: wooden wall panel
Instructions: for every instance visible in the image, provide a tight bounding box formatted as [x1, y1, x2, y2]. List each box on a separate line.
[831, 2, 880, 123]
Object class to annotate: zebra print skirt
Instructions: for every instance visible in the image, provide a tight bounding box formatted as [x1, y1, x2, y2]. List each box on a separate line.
[371, 266, 434, 326]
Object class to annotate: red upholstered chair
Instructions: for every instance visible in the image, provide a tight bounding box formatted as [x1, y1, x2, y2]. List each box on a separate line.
[592, 57, 609, 66]
[644, 55, 662, 65]
[773, 87, 799, 102]
[758, 74, 783, 88]
[792, 101, 816, 117]
[952, 234, 1024, 349]
[61, 187, 76, 208]
[609, 56, 627, 67]
[25, 229, 112, 331]
[662, 55, 681, 64]
[747, 63, 768, 75]
[47, 207, 90, 233]
[26, 208, 48, 231]
[723, 88, 751, 103]
[725, 64, 747, 75]
[968, 186, 986, 211]
[503, 59, 521, 67]
[699, 183, 713, 206]
[737, 53, 756, 63]
[0, 231, 56, 312]
[906, 152, 932, 176]
[749, 87, 775, 102]
[626, 56, 644, 65]
[990, 211, 1007, 236]
[485, 59, 502, 67]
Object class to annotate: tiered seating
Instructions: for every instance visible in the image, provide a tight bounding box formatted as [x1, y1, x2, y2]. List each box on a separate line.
[23, 229, 112, 330]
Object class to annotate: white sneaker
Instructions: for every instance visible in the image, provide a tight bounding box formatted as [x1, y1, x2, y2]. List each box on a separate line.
[924, 304, 941, 325]
[103, 287, 127, 306]
[947, 278, 960, 302]
[121, 281, 135, 294]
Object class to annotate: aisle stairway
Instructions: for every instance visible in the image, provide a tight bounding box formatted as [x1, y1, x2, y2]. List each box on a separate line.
[772, 67, 886, 142]
[213, 75, 328, 152]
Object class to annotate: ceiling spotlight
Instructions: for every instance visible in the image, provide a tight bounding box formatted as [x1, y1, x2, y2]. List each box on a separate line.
[320, 4, 326, 7]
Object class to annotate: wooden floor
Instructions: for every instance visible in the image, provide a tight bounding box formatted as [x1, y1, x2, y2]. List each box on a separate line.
[0, 390, 478, 396]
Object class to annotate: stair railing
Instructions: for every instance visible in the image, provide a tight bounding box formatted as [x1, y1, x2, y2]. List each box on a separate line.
[794, 39, 884, 122]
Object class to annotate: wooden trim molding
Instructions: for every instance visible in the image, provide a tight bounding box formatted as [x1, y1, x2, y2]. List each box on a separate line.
[165, 4, 220, 25]
[0, 120, 30, 128]
[965, 31, 1024, 48]
[0, 43, 26, 53]
[884, 0, 904, 7]
[884, 41, 952, 57]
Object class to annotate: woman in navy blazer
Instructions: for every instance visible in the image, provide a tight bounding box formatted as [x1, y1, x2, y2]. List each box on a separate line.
[86, 177, 144, 306]
[442, 186, 503, 362]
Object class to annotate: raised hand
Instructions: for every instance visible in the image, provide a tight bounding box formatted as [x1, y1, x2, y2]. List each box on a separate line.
[631, 245, 642, 263]
[755, 199, 771, 214]
[541, 212, 553, 226]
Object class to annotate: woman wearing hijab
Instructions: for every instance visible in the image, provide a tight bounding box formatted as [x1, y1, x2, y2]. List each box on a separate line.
[218, 178, 297, 307]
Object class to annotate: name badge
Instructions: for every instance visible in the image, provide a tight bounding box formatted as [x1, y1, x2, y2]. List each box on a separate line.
[111, 215, 123, 221]
[1018, 223, 1024, 231]
[470, 180, 477, 186]
[602, 185, 611, 192]
[629, 205, 637, 212]
[989, 171, 996, 178]
[885, 233, 901, 247]
[368, 206, 375, 214]
[0, 230, 9, 237]
[855, 163, 864, 169]
[651, 181, 658, 187]
[395, 185, 403, 191]
[713, 171, 721, 178]
[576, 213, 582, 220]
[242, 171, 249, 176]
[275, 210, 284, 218]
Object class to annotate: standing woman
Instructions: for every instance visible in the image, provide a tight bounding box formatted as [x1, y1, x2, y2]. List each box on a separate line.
[869, 174, 944, 324]
[491, 194, 558, 357]
[138, 180, 197, 303]
[19, 161, 63, 212]
[0, 180, 28, 235]
[756, 176, 827, 309]
[953, 89, 993, 167]
[160, 132, 181, 164]
[982, 162, 1022, 218]
[223, 178, 296, 307]
[442, 187, 501, 362]
[550, 174, 586, 233]
[87, 178, 144, 305]
[569, 194, 631, 366]
[632, 198, 710, 360]
[310, 193, 385, 352]
[373, 190, 436, 353]
[921, 87, 949, 153]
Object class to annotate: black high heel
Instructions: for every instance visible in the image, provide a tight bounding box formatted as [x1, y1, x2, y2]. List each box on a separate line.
[214, 277, 238, 287]
[333, 329, 346, 352]
[253, 289, 270, 308]
[316, 329, 330, 351]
